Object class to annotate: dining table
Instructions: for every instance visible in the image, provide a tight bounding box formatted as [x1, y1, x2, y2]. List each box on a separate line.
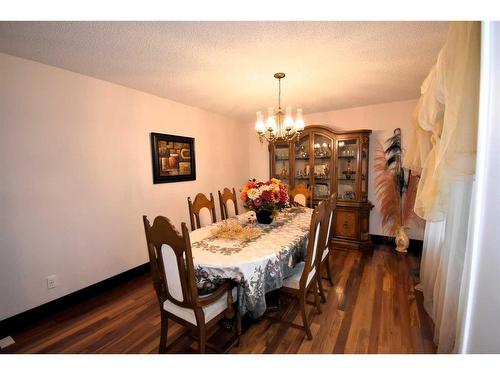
[190, 206, 313, 318]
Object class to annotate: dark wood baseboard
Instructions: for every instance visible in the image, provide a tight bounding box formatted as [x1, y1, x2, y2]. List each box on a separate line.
[0, 262, 150, 338]
[370, 234, 423, 255]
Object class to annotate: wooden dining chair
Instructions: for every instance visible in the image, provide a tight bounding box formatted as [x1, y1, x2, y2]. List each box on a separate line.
[188, 192, 217, 231]
[142, 215, 240, 353]
[317, 193, 337, 303]
[218, 187, 239, 220]
[289, 183, 313, 208]
[268, 201, 326, 340]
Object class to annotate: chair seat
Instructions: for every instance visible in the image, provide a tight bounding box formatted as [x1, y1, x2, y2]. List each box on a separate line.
[321, 248, 329, 261]
[163, 287, 237, 325]
[282, 261, 316, 290]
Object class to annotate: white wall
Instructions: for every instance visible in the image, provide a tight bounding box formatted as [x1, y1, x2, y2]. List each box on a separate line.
[247, 125, 271, 181]
[247, 99, 424, 239]
[460, 21, 500, 353]
[0, 53, 249, 320]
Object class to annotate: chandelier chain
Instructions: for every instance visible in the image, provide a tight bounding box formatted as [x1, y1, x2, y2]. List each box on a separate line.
[278, 77, 281, 110]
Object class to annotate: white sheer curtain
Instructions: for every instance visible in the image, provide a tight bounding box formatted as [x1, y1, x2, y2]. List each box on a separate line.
[404, 22, 481, 353]
[418, 176, 475, 353]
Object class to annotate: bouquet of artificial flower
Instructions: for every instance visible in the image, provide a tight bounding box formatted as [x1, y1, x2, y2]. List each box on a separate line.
[240, 178, 289, 214]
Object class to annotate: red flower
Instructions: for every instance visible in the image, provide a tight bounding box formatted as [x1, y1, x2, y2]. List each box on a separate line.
[279, 190, 288, 203]
[261, 190, 274, 202]
[254, 198, 263, 207]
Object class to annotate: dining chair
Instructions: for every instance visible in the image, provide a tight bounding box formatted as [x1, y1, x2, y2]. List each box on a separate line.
[268, 201, 326, 340]
[317, 193, 337, 303]
[218, 187, 239, 220]
[289, 183, 313, 208]
[142, 215, 240, 353]
[188, 192, 217, 231]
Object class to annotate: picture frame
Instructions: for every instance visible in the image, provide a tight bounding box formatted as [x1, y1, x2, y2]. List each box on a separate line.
[150, 132, 196, 184]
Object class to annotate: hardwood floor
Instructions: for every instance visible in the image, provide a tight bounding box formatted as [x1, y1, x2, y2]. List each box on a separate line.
[2, 245, 435, 354]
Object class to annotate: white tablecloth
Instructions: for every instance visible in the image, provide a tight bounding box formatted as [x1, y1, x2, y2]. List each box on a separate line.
[190, 207, 312, 317]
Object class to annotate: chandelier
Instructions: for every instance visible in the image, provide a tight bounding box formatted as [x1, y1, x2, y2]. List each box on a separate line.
[255, 72, 305, 143]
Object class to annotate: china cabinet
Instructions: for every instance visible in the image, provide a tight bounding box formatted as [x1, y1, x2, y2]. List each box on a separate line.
[269, 125, 373, 252]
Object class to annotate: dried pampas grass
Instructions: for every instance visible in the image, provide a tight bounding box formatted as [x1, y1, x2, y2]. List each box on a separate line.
[211, 219, 262, 241]
[375, 142, 402, 236]
[375, 141, 423, 236]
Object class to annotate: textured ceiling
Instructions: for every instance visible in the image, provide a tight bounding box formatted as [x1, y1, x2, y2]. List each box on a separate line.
[0, 21, 448, 121]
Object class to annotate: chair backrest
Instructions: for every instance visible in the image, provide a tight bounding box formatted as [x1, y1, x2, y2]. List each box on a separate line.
[300, 200, 326, 288]
[289, 184, 312, 207]
[218, 187, 239, 220]
[318, 193, 337, 263]
[142, 216, 198, 309]
[188, 192, 217, 230]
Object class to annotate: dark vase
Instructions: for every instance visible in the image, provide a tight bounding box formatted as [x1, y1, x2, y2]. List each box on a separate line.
[256, 210, 273, 224]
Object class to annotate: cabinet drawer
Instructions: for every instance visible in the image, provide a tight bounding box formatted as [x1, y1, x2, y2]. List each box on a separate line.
[335, 210, 358, 239]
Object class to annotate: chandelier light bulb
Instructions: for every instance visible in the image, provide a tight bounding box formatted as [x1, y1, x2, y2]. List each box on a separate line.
[255, 111, 265, 133]
[284, 106, 294, 131]
[266, 107, 277, 133]
[294, 108, 305, 131]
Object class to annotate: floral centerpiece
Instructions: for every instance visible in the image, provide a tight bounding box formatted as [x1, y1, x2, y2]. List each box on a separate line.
[240, 178, 289, 224]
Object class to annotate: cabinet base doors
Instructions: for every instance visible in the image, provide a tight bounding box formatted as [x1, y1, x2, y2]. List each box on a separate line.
[332, 202, 374, 252]
[335, 209, 357, 239]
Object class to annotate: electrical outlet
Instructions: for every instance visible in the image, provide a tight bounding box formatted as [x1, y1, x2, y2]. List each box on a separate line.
[46, 275, 57, 289]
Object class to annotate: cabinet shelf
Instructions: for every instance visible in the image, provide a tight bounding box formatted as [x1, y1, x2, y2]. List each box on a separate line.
[338, 155, 356, 159]
[314, 156, 331, 160]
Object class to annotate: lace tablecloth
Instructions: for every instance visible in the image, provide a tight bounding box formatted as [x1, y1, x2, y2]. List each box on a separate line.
[190, 207, 312, 318]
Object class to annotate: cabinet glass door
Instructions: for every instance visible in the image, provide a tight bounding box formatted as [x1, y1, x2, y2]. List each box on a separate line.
[337, 139, 358, 201]
[294, 135, 311, 189]
[313, 134, 333, 200]
[274, 144, 290, 185]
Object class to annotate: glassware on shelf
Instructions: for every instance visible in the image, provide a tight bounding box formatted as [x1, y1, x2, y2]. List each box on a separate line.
[313, 142, 332, 158]
[339, 141, 357, 158]
[342, 191, 356, 200]
[341, 158, 356, 179]
[275, 147, 289, 161]
[295, 144, 309, 159]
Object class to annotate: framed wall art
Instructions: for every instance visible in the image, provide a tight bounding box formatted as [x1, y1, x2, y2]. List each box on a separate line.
[150, 132, 196, 183]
